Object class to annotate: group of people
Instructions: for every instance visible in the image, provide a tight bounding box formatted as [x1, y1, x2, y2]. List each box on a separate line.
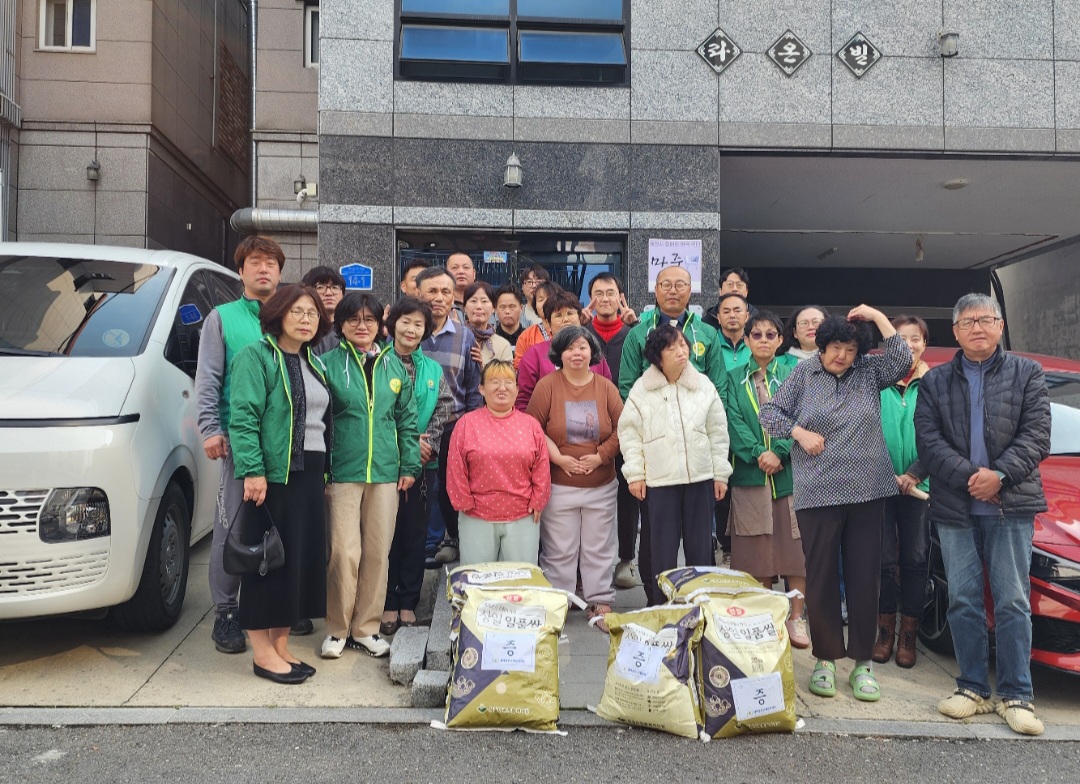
[196, 239, 1051, 736]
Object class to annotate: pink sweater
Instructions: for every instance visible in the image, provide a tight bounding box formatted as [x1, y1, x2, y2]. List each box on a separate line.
[446, 408, 552, 522]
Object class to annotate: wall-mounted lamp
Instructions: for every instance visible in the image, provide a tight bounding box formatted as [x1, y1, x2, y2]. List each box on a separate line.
[938, 30, 959, 58]
[293, 175, 307, 195]
[503, 153, 523, 188]
[86, 160, 100, 182]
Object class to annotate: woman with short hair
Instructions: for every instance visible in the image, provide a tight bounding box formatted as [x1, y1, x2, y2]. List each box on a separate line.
[760, 306, 911, 703]
[319, 293, 421, 661]
[513, 281, 562, 369]
[228, 284, 333, 684]
[619, 325, 732, 603]
[781, 305, 829, 362]
[446, 360, 551, 565]
[526, 326, 623, 631]
[463, 280, 514, 366]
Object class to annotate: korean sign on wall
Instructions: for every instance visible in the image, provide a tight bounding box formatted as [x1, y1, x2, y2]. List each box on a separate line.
[648, 238, 703, 294]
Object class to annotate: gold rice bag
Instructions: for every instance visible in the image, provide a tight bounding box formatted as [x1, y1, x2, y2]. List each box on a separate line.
[657, 566, 762, 603]
[446, 562, 551, 607]
[441, 585, 568, 733]
[694, 587, 797, 739]
[596, 605, 706, 740]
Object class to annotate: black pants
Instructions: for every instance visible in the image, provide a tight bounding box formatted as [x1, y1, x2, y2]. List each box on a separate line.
[436, 419, 460, 542]
[385, 468, 434, 612]
[713, 494, 731, 559]
[796, 499, 884, 662]
[645, 480, 715, 606]
[879, 495, 931, 617]
[615, 455, 639, 562]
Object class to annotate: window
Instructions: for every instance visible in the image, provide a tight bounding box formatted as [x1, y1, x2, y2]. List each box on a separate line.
[163, 271, 238, 378]
[39, 0, 95, 51]
[305, 4, 319, 68]
[396, 0, 628, 85]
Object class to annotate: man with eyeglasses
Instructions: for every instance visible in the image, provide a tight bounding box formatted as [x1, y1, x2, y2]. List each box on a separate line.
[704, 267, 757, 330]
[519, 264, 551, 328]
[914, 293, 1051, 736]
[196, 235, 292, 653]
[301, 266, 347, 354]
[617, 265, 729, 603]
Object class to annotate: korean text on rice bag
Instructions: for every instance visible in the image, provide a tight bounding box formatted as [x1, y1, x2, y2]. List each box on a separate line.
[694, 587, 797, 739]
[442, 585, 568, 733]
[596, 605, 706, 740]
[657, 566, 762, 603]
[446, 562, 551, 607]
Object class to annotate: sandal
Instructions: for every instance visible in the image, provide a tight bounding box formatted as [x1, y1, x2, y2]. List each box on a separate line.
[809, 660, 836, 697]
[586, 603, 612, 634]
[849, 664, 881, 702]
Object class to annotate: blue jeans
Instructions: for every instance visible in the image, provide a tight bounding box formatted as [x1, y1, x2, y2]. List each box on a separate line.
[937, 515, 1034, 702]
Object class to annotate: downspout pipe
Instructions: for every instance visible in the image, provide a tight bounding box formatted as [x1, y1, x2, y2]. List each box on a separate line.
[249, 0, 258, 207]
[231, 208, 318, 234]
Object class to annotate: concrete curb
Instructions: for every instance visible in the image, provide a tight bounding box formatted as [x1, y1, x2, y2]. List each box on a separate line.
[1, 707, 1076, 741]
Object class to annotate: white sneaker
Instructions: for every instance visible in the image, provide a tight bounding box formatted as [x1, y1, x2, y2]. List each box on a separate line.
[613, 560, 641, 589]
[347, 634, 391, 657]
[320, 635, 346, 659]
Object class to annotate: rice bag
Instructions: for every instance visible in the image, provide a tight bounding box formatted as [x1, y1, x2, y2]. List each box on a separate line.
[440, 585, 569, 733]
[446, 562, 551, 607]
[657, 566, 762, 603]
[595, 605, 706, 740]
[694, 587, 798, 739]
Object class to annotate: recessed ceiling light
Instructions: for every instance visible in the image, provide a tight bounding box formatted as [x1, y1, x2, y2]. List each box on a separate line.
[943, 178, 969, 190]
[816, 247, 837, 260]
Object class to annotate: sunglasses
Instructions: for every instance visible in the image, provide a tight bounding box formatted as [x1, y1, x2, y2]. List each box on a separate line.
[750, 330, 779, 340]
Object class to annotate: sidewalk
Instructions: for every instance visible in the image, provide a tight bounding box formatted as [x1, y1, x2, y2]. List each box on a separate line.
[3, 538, 1079, 740]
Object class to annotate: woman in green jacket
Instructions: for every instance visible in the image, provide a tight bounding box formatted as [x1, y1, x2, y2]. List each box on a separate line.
[724, 311, 808, 648]
[320, 293, 422, 661]
[873, 315, 931, 669]
[382, 297, 454, 636]
[229, 284, 333, 684]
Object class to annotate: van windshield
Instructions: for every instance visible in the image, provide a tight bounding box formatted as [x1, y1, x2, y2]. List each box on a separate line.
[0, 255, 171, 357]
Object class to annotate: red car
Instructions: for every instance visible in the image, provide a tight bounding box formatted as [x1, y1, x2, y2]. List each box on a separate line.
[916, 347, 1080, 674]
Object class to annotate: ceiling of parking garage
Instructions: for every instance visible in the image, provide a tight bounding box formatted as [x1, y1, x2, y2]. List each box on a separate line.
[718, 155, 1080, 269]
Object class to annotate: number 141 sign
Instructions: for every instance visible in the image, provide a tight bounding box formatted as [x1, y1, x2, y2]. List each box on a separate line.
[648, 238, 702, 294]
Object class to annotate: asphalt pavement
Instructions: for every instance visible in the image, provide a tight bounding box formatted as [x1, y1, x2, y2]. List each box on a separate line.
[3, 537, 1080, 743]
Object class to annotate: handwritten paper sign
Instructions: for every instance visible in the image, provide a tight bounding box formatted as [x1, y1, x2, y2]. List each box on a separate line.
[648, 239, 702, 294]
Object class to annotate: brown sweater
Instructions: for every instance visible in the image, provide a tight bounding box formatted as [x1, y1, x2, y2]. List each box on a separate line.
[526, 370, 623, 488]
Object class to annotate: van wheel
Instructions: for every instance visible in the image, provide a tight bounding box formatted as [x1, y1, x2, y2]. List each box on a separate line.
[112, 483, 190, 632]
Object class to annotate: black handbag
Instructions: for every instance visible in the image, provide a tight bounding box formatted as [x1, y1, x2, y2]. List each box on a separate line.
[223, 500, 285, 577]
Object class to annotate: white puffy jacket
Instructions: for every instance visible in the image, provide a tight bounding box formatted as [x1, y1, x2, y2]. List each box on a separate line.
[619, 363, 732, 488]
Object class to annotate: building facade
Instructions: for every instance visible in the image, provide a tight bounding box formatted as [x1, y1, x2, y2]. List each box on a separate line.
[315, 0, 1080, 355]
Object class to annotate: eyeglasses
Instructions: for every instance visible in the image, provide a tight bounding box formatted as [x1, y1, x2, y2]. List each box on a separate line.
[345, 315, 378, 328]
[521, 278, 540, 288]
[954, 316, 1001, 330]
[797, 318, 823, 328]
[288, 308, 320, 322]
[749, 330, 779, 340]
[657, 281, 690, 293]
[315, 284, 343, 294]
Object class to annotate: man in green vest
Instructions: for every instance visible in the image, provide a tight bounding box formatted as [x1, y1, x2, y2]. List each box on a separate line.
[617, 264, 729, 603]
[196, 236, 283, 654]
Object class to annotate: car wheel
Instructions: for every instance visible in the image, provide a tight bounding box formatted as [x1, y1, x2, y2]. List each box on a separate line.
[918, 530, 955, 655]
[112, 482, 190, 632]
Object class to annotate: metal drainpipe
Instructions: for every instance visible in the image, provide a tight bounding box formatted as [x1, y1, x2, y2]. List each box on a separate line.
[249, 0, 258, 207]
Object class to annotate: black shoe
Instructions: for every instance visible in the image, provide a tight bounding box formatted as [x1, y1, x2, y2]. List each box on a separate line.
[212, 614, 246, 654]
[291, 661, 316, 677]
[290, 618, 315, 636]
[424, 555, 439, 570]
[253, 662, 308, 684]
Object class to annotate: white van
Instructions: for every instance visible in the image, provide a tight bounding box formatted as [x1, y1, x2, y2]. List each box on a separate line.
[0, 243, 242, 630]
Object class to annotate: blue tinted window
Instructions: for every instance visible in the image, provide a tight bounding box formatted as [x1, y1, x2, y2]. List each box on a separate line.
[517, 0, 622, 21]
[518, 31, 626, 64]
[401, 0, 509, 14]
[400, 26, 509, 63]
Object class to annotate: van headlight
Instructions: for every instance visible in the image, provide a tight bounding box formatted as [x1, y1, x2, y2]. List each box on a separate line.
[38, 488, 111, 542]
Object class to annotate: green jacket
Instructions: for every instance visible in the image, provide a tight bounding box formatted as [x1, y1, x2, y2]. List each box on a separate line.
[322, 342, 422, 484]
[723, 356, 797, 497]
[618, 309, 729, 400]
[409, 346, 443, 470]
[229, 336, 330, 484]
[719, 334, 752, 374]
[880, 373, 930, 492]
[216, 297, 263, 431]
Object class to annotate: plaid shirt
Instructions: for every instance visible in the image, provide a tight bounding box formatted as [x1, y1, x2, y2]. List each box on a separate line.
[422, 317, 482, 420]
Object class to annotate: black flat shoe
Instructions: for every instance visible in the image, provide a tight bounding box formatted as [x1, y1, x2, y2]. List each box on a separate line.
[380, 619, 400, 637]
[253, 662, 309, 684]
[290, 618, 315, 636]
[399, 618, 417, 628]
[291, 661, 316, 677]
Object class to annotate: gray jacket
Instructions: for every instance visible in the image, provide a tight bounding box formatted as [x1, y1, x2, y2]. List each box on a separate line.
[195, 309, 227, 441]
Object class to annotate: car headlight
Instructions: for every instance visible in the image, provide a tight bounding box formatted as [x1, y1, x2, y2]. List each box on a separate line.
[1031, 546, 1080, 593]
[38, 488, 111, 543]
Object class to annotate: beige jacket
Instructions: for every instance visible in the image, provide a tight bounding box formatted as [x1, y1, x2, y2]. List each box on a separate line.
[619, 363, 732, 488]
